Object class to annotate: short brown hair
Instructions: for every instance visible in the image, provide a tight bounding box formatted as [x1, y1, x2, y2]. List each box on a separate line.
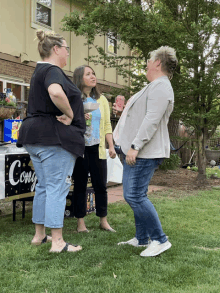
[36, 29, 65, 59]
[73, 65, 100, 100]
[150, 46, 178, 79]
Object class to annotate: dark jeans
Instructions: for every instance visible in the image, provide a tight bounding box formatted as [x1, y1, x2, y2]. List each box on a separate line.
[123, 157, 167, 245]
[72, 144, 108, 218]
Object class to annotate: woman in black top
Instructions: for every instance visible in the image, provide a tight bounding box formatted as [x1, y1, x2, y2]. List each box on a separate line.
[17, 30, 86, 253]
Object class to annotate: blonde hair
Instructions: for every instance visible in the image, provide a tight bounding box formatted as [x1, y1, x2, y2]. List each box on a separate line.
[150, 46, 178, 79]
[35, 29, 65, 59]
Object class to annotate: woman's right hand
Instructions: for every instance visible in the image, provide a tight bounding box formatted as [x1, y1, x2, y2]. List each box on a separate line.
[84, 113, 90, 120]
[56, 114, 73, 125]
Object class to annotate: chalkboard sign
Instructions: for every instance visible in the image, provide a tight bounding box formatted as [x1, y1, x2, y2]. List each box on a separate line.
[4, 154, 36, 197]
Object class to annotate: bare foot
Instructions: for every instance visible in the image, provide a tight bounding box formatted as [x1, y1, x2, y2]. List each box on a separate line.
[77, 218, 88, 233]
[50, 243, 82, 253]
[100, 216, 116, 232]
[100, 223, 112, 230]
[31, 235, 52, 245]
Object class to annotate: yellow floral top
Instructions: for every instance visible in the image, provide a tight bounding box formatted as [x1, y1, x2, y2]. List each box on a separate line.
[97, 95, 112, 159]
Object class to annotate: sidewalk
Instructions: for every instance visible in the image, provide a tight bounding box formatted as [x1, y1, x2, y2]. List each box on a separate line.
[107, 184, 166, 203]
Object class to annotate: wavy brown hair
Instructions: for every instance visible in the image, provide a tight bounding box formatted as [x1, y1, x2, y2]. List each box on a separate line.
[73, 65, 100, 100]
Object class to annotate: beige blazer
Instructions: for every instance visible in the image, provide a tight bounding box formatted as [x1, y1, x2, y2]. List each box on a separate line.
[119, 76, 174, 158]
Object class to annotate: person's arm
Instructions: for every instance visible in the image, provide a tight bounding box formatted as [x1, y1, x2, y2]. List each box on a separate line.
[132, 82, 171, 150]
[48, 84, 73, 125]
[126, 83, 172, 165]
[112, 102, 126, 117]
[106, 133, 116, 159]
[102, 96, 116, 159]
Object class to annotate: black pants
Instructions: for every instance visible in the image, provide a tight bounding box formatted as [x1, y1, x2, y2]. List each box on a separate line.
[72, 144, 108, 218]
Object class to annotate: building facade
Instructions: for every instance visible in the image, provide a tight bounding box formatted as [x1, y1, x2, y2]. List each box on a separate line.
[0, 0, 130, 108]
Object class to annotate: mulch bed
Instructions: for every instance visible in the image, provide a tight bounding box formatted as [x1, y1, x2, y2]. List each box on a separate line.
[150, 168, 220, 190]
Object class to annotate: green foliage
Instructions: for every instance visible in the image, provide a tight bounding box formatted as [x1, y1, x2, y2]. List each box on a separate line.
[159, 154, 181, 170]
[186, 166, 220, 178]
[210, 146, 220, 150]
[191, 166, 198, 172]
[62, 0, 220, 125]
[62, 0, 220, 175]
[206, 166, 220, 178]
[211, 126, 220, 139]
[0, 100, 16, 107]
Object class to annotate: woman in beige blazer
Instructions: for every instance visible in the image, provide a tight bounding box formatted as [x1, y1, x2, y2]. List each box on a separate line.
[113, 46, 178, 257]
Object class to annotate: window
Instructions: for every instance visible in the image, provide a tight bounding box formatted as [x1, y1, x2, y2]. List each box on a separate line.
[31, 0, 54, 30]
[0, 77, 30, 118]
[106, 32, 118, 55]
[0, 77, 30, 102]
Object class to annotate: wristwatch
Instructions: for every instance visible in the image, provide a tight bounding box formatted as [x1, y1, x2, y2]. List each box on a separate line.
[131, 144, 140, 151]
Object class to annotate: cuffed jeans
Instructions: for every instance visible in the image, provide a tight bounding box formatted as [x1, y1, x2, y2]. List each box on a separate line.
[123, 158, 167, 245]
[24, 145, 76, 228]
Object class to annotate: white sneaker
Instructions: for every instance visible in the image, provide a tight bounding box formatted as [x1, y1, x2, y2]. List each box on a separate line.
[118, 237, 148, 247]
[140, 240, 172, 257]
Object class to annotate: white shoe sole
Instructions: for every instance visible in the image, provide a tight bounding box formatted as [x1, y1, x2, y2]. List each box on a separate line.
[140, 241, 172, 257]
[118, 242, 148, 247]
[118, 238, 149, 247]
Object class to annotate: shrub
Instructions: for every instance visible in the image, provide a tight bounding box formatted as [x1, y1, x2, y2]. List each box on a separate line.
[159, 154, 181, 170]
[206, 167, 220, 178]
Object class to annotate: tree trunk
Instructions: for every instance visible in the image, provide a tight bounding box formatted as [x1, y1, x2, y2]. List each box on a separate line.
[196, 131, 208, 185]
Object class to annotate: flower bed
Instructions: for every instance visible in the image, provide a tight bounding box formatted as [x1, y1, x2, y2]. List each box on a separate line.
[0, 91, 17, 120]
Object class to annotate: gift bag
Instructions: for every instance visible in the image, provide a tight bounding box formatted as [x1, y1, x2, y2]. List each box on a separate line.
[106, 149, 123, 183]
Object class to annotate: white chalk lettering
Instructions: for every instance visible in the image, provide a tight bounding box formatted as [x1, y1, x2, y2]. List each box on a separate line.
[9, 160, 21, 186]
[9, 159, 37, 191]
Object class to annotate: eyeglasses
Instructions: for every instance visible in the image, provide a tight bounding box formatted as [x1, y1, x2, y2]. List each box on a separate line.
[61, 46, 70, 53]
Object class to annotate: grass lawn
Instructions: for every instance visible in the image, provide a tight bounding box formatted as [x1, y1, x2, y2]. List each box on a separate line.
[0, 188, 220, 293]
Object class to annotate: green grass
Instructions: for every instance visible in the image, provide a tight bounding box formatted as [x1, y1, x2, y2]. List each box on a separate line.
[1, 189, 220, 293]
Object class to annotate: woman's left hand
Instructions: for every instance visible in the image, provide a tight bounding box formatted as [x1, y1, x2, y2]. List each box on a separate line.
[126, 148, 138, 166]
[109, 146, 116, 159]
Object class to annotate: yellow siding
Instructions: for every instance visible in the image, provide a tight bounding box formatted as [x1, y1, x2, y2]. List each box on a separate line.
[0, 0, 130, 86]
[117, 44, 131, 87]
[105, 67, 117, 84]
[89, 36, 105, 80]
[54, 0, 71, 70]
[71, 34, 88, 71]
[0, 0, 25, 56]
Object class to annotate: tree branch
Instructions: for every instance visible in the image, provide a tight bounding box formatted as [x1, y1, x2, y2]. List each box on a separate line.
[204, 35, 220, 59]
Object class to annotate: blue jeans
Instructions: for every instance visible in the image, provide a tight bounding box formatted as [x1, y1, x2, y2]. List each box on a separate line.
[123, 158, 167, 245]
[24, 145, 76, 228]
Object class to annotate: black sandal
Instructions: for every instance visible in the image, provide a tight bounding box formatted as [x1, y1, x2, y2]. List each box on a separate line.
[50, 243, 82, 253]
[62, 243, 82, 252]
[41, 235, 51, 244]
[31, 235, 52, 246]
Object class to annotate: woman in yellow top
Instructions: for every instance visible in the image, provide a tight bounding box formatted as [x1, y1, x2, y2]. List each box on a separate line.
[72, 65, 116, 232]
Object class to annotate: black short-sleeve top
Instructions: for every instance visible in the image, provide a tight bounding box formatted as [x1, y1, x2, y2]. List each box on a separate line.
[17, 62, 86, 158]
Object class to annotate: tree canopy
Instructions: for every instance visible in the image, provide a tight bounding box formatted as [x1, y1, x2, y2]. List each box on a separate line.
[63, 0, 220, 179]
